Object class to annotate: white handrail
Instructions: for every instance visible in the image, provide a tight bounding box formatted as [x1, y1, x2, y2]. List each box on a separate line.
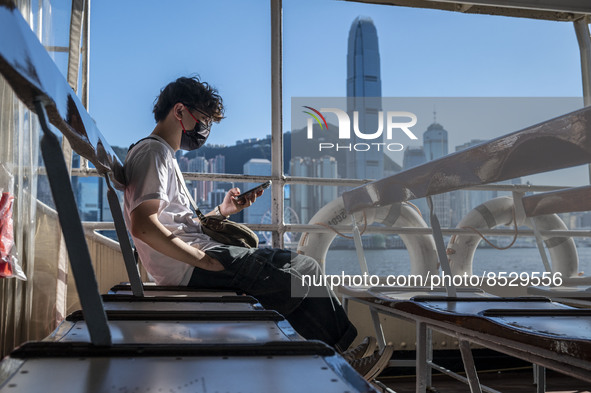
[62, 166, 572, 192]
[83, 220, 591, 238]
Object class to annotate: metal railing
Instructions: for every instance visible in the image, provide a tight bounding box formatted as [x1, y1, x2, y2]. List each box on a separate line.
[68, 0, 591, 249]
[75, 165, 591, 243]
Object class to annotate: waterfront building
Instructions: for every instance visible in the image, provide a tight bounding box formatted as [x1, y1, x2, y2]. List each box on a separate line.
[291, 156, 339, 224]
[243, 158, 272, 226]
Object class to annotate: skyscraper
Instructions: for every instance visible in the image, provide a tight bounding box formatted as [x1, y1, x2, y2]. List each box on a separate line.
[188, 156, 209, 203]
[290, 156, 339, 224]
[346, 16, 383, 180]
[210, 154, 225, 174]
[402, 146, 426, 169]
[243, 158, 272, 227]
[315, 156, 338, 208]
[423, 119, 450, 226]
[423, 122, 448, 161]
[290, 157, 314, 224]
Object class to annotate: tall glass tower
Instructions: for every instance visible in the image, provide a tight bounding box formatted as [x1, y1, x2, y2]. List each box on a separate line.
[423, 122, 448, 161]
[346, 16, 383, 180]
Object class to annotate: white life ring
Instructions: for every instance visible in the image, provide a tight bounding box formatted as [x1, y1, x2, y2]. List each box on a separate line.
[297, 197, 438, 276]
[447, 196, 578, 277]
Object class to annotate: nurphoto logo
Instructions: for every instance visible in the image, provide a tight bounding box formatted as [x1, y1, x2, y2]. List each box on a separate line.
[302, 105, 418, 152]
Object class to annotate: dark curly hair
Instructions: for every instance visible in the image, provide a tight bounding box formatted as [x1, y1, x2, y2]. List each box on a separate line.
[153, 76, 224, 123]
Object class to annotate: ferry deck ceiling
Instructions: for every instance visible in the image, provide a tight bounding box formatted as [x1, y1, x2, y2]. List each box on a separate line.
[345, 0, 591, 21]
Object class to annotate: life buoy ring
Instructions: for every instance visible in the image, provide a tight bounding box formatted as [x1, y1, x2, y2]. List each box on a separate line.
[297, 197, 438, 276]
[447, 196, 578, 277]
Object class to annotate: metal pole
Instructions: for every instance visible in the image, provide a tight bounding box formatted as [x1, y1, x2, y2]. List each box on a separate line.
[80, 0, 90, 170]
[271, 0, 284, 248]
[66, 0, 84, 93]
[370, 308, 387, 350]
[574, 18, 591, 182]
[82, 0, 90, 110]
[459, 340, 483, 393]
[575, 18, 591, 107]
[352, 215, 370, 275]
[63, 0, 85, 173]
[416, 322, 428, 393]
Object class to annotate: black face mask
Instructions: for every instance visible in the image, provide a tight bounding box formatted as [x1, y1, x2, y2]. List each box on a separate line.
[180, 123, 210, 151]
[179, 105, 212, 151]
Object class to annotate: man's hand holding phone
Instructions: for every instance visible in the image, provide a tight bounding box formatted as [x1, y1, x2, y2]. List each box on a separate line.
[218, 181, 271, 217]
[233, 181, 271, 204]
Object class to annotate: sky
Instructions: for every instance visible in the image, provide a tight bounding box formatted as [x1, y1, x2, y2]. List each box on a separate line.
[51, 0, 588, 185]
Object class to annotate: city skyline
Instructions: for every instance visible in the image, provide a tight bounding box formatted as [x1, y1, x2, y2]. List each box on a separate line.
[42, 0, 588, 225]
[53, 112, 591, 232]
[292, 96, 585, 186]
[83, 0, 587, 188]
[86, 1, 583, 150]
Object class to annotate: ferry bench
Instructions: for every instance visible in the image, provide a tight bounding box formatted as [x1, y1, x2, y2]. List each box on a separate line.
[0, 0, 281, 341]
[0, 0, 253, 310]
[0, 0, 309, 352]
[0, 2, 378, 392]
[0, 0, 308, 352]
[339, 105, 591, 391]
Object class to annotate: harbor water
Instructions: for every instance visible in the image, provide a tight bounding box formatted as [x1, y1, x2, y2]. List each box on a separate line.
[325, 247, 591, 278]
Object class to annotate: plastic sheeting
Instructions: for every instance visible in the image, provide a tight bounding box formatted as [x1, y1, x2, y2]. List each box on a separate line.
[0, 0, 119, 357]
[0, 0, 47, 357]
[0, 189, 26, 280]
[0, 77, 39, 356]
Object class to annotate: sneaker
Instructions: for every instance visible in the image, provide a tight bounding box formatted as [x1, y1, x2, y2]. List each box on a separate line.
[349, 345, 394, 381]
[341, 336, 377, 362]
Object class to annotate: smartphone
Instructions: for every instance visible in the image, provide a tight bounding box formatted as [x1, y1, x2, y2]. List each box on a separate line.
[233, 180, 272, 202]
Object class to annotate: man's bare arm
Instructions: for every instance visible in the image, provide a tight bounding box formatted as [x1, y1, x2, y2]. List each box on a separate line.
[130, 199, 224, 271]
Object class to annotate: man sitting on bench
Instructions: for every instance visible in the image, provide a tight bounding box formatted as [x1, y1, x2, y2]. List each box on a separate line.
[123, 76, 393, 380]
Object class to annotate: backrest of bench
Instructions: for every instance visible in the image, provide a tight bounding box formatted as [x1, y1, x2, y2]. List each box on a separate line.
[342, 106, 591, 214]
[0, 0, 125, 189]
[522, 185, 591, 217]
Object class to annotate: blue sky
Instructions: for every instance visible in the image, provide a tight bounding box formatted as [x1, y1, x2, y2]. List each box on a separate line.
[87, 0, 582, 144]
[82, 0, 585, 184]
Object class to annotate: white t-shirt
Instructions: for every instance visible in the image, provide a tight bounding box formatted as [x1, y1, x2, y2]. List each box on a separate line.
[123, 135, 223, 285]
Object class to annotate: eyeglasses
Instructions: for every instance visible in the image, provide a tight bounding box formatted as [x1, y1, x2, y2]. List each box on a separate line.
[183, 104, 213, 131]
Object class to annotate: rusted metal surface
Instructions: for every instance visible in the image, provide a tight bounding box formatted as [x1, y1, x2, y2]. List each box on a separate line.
[345, 0, 591, 21]
[397, 302, 591, 382]
[410, 297, 573, 316]
[367, 286, 488, 301]
[360, 293, 591, 378]
[482, 309, 591, 341]
[343, 106, 591, 213]
[523, 185, 591, 217]
[0, 0, 124, 187]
